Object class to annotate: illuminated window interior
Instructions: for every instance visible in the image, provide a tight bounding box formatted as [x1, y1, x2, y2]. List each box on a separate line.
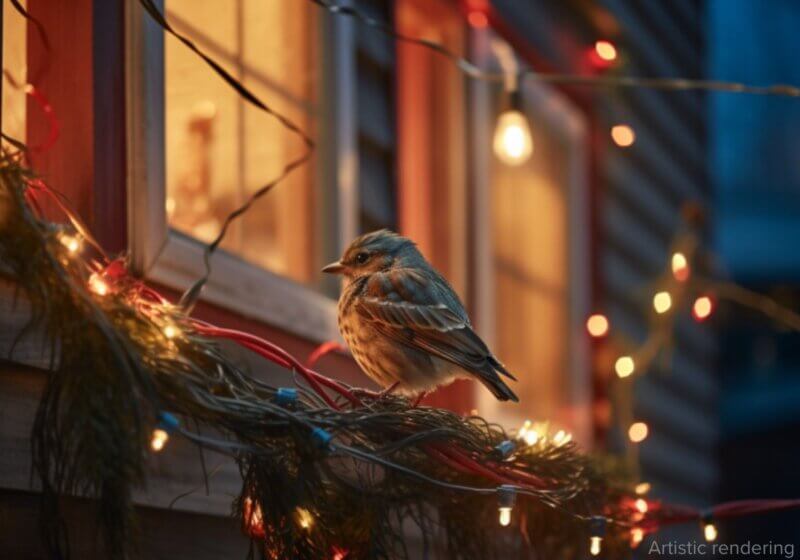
[165, 0, 318, 284]
[492, 92, 570, 422]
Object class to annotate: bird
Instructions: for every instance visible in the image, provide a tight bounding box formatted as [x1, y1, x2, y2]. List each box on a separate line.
[322, 229, 518, 402]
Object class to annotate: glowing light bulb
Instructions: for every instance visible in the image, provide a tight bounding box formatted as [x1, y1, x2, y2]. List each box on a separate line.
[586, 314, 610, 338]
[631, 527, 644, 547]
[611, 124, 636, 147]
[498, 507, 512, 526]
[163, 324, 180, 339]
[494, 110, 533, 166]
[59, 233, 82, 254]
[628, 422, 649, 443]
[635, 482, 651, 495]
[467, 11, 488, 28]
[296, 507, 314, 530]
[693, 296, 714, 322]
[704, 522, 718, 542]
[671, 252, 690, 282]
[653, 291, 672, 314]
[88, 274, 109, 296]
[635, 498, 649, 514]
[552, 430, 572, 447]
[590, 536, 602, 556]
[517, 420, 532, 440]
[594, 40, 617, 62]
[151, 428, 169, 451]
[615, 356, 635, 378]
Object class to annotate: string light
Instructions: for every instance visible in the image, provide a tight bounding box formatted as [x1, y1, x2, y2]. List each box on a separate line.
[653, 291, 672, 314]
[150, 411, 179, 452]
[586, 314, 610, 338]
[671, 252, 690, 282]
[615, 356, 635, 378]
[296, 507, 315, 530]
[163, 323, 180, 339]
[494, 109, 533, 165]
[497, 485, 517, 527]
[594, 40, 617, 62]
[702, 516, 718, 542]
[635, 498, 649, 514]
[635, 482, 651, 495]
[88, 273, 109, 296]
[150, 428, 169, 451]
[628, 422, 649, 443]
[58, 233, 82, 254]
[693, 296, 714, 322]
[552, 429, 572, 447]
[517, 420, 549, 446]
[467, 11, 489, 28]
[631, 527, 644, 547]
[611, 124, 636, 147]
[589, 517, 606, 556]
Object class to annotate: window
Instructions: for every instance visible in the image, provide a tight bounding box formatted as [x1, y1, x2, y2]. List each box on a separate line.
[470, 30, 592, 437]
[2, 0, 27, 148]
[164, 1, 317, 283]
[127, 0, 347, 341]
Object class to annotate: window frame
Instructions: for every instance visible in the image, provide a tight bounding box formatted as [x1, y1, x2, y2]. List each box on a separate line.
[468, 27, 593, 440]
[124, 0, 359, 343]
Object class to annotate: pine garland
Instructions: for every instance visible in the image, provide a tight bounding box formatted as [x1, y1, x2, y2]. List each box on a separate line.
[0, 157, 637, 558]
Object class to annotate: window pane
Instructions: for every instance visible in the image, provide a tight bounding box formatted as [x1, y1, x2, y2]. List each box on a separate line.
[165, 0, 317, 284]
[2, 0, 27, 148]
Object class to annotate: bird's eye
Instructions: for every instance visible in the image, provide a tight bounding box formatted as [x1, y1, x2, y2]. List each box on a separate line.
[355, 251, 370, 265]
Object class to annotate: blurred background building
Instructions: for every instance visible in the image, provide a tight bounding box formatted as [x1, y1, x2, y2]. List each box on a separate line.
[1, 0, 799, 556]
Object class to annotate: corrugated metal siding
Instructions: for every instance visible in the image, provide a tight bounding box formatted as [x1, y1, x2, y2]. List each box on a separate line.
[493, 0, 717, 509]
[599, 0, 717, 508]
[353, 0, 397, 233]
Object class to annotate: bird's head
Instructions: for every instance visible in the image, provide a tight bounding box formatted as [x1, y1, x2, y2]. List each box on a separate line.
[322, 229, 419, 279]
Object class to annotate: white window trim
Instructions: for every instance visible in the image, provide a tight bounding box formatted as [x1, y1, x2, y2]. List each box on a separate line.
[124, 1, 359, 343]
[469, 29, 592, 440]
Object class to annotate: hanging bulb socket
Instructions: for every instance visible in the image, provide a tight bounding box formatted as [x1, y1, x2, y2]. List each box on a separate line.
[589, 516, 606, 556]
[494, 82, 533, 166]
[497, 484, 517, 527]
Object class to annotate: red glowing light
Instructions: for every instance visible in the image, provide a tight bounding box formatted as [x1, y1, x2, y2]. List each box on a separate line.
[467, 11, 489, 28]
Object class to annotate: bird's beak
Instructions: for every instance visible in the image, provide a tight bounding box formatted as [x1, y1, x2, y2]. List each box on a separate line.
[321, 261, 346, 274]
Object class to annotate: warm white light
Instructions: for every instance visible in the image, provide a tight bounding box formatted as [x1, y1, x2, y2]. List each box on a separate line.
[499, 507, 512, 526]
[296, 507, 314, 530]
[615, 356, 635, 378]
[494, 110, 533, 165]
[653, 291, 672, 314]
[704, 523, 718, 542]
[595, 40, 617, 62]
[586, 314, 610, 338]
[628, 422, 649, 443]
[693, 296, 714, 321]
[151, 428, 169, 451]
[611, 124, 636, 147]
[631, 527, 644, 547]
[552, 430, 572, 447]
[671, 252, 690, 282]
[635, 498, 649, 514]
[635, 482, 651, 495]
[590, 536, 602, 556]
[163, 324, 179, 339]
[59, 233, 82, 254]
[88, 274, 109, 296]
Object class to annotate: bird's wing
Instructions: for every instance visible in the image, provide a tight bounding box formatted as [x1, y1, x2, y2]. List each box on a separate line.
[356, 268, 516, 381]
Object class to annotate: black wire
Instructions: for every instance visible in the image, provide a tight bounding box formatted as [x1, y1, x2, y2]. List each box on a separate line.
[309, 0, 800, 98]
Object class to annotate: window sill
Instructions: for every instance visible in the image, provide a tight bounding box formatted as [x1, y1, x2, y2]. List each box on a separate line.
[148, 231, 341, 345]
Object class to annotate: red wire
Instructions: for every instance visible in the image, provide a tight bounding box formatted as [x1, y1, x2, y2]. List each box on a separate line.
[306, 340, 345, 368]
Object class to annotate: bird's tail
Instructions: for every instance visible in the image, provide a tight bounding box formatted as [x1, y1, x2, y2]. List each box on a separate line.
[476, 367, 519, 402]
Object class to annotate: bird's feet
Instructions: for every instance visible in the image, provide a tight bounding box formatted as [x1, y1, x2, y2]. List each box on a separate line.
[352, 381, 401, 401]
